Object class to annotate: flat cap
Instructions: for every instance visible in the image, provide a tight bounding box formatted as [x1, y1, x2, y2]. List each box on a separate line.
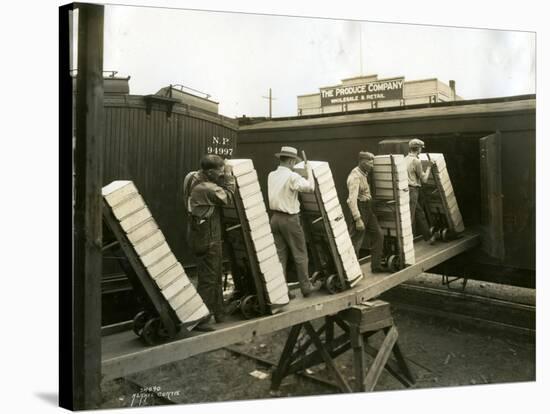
[358, 151, 375, 160]
[408, 138, 425, 149]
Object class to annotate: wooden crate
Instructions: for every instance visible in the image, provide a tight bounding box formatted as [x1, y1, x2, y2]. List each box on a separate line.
[225, 159, 290, 309]
[295, 161, 363, 287]
[373, 155, 415, 266]
[419, 153, 465, 234]
[102, 180, 210, 330]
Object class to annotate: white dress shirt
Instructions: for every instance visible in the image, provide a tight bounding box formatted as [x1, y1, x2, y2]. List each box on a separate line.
[268, 166, 315, 214]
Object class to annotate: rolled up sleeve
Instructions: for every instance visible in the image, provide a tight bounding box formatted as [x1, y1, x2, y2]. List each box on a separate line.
[346, 176, 361, 220]
[290, 172, 315, 193]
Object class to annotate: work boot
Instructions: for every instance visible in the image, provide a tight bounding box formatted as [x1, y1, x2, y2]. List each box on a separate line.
[301, 279, 322, 297]
[195, 315, 216, 332]
[428, 234, 437, 245]
[214, 313, 226, 324]
[224, 300, 240, 316]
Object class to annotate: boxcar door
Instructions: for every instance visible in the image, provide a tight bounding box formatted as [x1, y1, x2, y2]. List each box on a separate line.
[479, 131, 505, 260]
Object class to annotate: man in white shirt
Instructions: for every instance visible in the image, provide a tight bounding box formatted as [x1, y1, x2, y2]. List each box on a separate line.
[268, 146, 321, 297]
[346, 151, 384, 272]
[405, 138, 437, 245]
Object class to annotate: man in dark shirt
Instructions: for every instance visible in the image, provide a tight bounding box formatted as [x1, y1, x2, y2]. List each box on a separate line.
[183, 154, 236, 324]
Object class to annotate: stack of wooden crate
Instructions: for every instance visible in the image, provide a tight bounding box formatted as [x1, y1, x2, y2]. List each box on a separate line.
[225, 159, 290, 308]
[295, 160, 363, 287]
[419, 153, 465, 234]
[102, 180, 210, 330]
[372, 155, 415, 266]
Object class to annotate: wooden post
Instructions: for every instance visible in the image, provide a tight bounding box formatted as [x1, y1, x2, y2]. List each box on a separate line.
[72, 3, 104, 410]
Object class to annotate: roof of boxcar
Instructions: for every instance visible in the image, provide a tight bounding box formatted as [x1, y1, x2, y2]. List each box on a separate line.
[239, 95, 535, 131]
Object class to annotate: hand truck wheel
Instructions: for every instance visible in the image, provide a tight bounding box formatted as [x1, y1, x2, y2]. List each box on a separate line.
[388, 255, 401, 272]
[324, 274, 342, 294]
[142, 317, 161, 346]
[441, 228, 449, 242]
[133, 310, 150, 337]
[429, 226, 436, 236]
[240, 295, 260, 319]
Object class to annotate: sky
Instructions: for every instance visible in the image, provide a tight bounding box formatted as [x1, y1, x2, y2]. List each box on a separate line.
[72, 4, 535, 118]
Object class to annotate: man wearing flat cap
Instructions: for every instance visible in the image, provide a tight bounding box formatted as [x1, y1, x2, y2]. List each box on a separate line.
[406, 138, 437, 244]
[346, 151, 384, 273]
[268, 146, 322, 297]
[183, 154, 236, 327]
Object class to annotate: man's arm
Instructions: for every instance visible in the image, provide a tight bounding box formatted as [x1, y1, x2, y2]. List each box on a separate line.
[208, 165, 236, 206]
[346, 175, 361, 222]
[415, 158, 431, 184]
[290, 164, 315, 193]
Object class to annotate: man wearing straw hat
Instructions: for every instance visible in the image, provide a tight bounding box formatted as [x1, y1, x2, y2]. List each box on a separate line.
[268, 146, 322, 297]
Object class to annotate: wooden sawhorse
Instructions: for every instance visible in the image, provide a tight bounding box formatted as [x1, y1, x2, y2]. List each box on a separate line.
[270, 300, 415, 393]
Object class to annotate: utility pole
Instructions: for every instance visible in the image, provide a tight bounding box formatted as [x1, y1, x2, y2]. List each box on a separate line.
[66, 3, 104, 410]
[359, 23, 364, 76]
[262, 88, 277, 119]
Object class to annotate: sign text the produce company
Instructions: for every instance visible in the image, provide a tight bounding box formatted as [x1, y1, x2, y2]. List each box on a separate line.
[320, 78, 404, 107]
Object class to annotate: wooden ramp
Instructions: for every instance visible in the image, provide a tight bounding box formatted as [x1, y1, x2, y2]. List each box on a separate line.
[101, 229, 480, 381]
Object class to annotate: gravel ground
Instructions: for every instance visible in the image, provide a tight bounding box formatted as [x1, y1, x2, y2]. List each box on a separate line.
[100, 303, 536, 409]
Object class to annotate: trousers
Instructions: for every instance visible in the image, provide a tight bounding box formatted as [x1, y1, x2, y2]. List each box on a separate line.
[189, 212, 224, 318]
[270, 212, 311, 293]
[350, 200, 384, 269]
[409, 186, 431, 241]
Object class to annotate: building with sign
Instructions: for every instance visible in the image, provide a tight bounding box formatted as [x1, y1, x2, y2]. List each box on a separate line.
[297, 74, 461, 116]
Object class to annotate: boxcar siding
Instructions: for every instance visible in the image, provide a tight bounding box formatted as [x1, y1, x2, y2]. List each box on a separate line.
[102, 101, 237, 269]
[237, 103, 535, 271]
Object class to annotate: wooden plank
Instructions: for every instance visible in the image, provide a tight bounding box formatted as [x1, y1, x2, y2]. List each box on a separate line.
[248, 212, 270, 230]
[133, 230, 165, 256]
[101, 231, 480, 381]
[103, 180, 137, 206]
[119, 207, 152, 233]
[155, 263, 185, 289]
[259, 254, 284, 275]
[304, 322, 352, 392]
[226, 159, 254, 176]
[250, 222, 272, 242]
[256, 244, 278, 263]
[320, 188, 338, 203]
[140, 242, 171, 267]
[363, 325, 399, 391]
[350, 326, 366, 392]
[147, 252, 177, 279]
[169, 285, 199, 311]
[127, 218, 158, 244]
[238, 180, 261, 198]
[111, 193, 145, 220]
[236, 169, 258, 187]
[253, 233, 275, 253]
[176, 294, 208, 322]
[161, 276, 190, 301]
[244, 202, 266, 220]
[242, 192, 264, 209]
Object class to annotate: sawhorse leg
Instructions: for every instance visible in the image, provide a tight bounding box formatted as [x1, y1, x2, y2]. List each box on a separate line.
[270, 318, 352, 393]
[343, 301, 415, 392]
[271, 302, 415, 394]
